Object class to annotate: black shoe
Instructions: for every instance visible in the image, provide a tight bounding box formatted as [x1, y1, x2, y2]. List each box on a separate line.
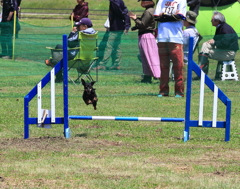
[192, 76, 200, 80]
[141, 75, 152, 83]
[107, 66, 120, 70]
[141, 79, 152, 83]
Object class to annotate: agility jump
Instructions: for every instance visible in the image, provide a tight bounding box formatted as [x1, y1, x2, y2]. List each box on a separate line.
[24, 35, 231, 142]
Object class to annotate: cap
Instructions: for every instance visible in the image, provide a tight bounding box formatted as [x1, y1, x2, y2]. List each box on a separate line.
[74, 18, 93, 27]
[186, 11, 197, 24]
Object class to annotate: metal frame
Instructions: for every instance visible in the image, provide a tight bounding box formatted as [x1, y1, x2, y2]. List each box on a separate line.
[24, 36, 231, 142]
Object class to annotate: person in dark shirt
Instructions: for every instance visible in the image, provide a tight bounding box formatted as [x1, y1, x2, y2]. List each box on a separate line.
[194, 11, 239, 79]
[94, 0, 131, 70]
[69, 0, 89, 22]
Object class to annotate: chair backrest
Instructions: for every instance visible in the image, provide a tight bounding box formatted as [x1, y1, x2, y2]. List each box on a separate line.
[193, 33, 203, 53]
[74, 31, 98, 60]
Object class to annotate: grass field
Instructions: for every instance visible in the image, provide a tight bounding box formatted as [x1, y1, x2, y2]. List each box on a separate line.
[0, 1, 240, 188]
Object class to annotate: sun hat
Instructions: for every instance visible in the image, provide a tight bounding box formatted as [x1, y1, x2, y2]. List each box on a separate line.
[74, 18, 93, 27]
[186, 11, 197, 24]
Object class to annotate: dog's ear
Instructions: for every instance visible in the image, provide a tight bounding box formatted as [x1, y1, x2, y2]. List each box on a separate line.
[91, 81, 95, 86]
[81, 79, 86, 85]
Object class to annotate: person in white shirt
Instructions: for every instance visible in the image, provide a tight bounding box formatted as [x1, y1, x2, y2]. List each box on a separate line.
[154, 0, 186, 97]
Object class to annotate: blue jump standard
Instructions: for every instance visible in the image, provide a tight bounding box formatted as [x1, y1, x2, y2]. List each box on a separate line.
[23, 36, 231, 142]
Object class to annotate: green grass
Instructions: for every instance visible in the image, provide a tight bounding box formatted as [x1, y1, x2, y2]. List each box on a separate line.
[0, 1, 240, 188]
[1, 56, 240, 188]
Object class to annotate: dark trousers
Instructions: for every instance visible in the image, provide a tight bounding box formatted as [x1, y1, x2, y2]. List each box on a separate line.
[1, 25, 13, 57]
[158, 42, 184, 96]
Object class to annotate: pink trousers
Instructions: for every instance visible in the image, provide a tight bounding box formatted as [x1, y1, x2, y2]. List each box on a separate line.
[138, 33, 161, 78]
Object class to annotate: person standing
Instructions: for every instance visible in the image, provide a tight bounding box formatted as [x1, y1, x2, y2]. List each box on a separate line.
[94, 0, 131, 70]
[194, 11, 239, 80]
[154, 0, 186, 97]
[0, 0, 18, 59]
[69, 0, 89, 22]
[129, 0, 160, 83]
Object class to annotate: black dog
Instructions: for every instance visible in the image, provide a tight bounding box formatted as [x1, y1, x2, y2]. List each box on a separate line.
[81, 79, 98, 110]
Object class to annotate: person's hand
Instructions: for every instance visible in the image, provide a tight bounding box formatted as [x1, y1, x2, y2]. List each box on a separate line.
[124, 29, 128, 35]
[72, 26, 77, 32]
[208, 39, 215, 45]
[129, 14, 137, 20]
[158, 12, 164, 17]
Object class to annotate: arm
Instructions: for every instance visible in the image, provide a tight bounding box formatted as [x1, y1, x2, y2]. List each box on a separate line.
[17, 0, 21, 6]
[134, 11, 152, 29]
[68, 31, 79, 48]
[213, 33, 237, 50]
[154, 13, 185, 22]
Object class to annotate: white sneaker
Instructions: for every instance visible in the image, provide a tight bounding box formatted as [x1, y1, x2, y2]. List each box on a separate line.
[2, 56, 11, 59]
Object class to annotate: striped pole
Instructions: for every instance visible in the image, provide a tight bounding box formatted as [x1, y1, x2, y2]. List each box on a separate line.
[69, 116, 184, 122]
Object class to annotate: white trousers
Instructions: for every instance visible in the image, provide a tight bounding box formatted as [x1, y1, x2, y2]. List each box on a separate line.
[201, 41, 236, 61]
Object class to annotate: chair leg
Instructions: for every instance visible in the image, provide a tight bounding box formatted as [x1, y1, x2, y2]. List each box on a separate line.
[215, 61, 223, 80]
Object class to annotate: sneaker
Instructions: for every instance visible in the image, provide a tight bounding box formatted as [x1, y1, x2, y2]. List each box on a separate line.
[2, 56, 11, 59]
[157, 93, 168, 97]
[93, 65, 106, 70]
[45, 59, 54, 67]
[141, 80, 152, 84]
[175, 94, 183, 98]
[107, 66, 120, 70]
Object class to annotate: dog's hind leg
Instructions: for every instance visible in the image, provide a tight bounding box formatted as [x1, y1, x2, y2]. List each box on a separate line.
[93, 101, 97, 110]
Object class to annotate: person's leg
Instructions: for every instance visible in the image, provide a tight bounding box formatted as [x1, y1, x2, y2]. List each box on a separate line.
[158, 42, 170, 96]
[138, 37, 151, 83]
[6, 22, 14, 58]
[198, 41, 212, 74]
[109, 31, 122, 69]
[0, 27, 10, 57]
[95, 31, 113, 70]
[7, 34, 13, 57]
[169, 43, 184, 97]
[210, 49, 236, 61]
[97, 31, 109, 63]
[139, 33, 161, 79]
